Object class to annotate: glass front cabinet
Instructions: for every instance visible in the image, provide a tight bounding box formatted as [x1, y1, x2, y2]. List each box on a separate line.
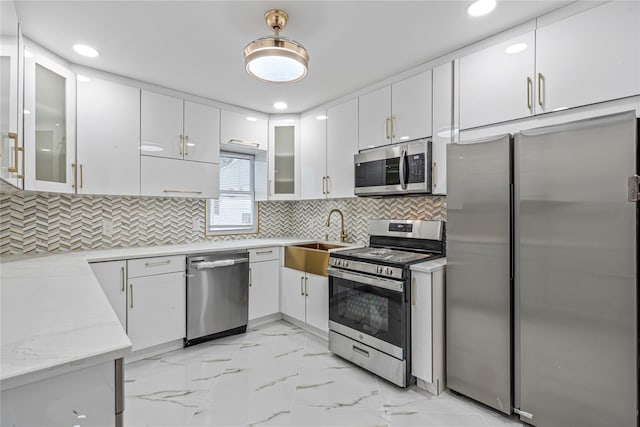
[0, 0, 24, 188]
[23, 44, 76, 193]
[268, 118, 300, 200]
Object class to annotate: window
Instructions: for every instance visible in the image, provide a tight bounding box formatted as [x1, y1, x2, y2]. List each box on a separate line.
[206, 152, 257, 234]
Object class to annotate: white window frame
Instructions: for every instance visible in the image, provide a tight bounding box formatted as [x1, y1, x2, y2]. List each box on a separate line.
[206, 152, 258, 235]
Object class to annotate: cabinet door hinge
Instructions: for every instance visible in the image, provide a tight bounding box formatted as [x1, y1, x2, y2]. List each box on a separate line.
[629, 175, 640, 202]
[513, 408, 533, 420]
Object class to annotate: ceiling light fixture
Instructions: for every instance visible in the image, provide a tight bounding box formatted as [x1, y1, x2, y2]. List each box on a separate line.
[273, 101, 288, 110]
[73, 44, 99, 58]
[467, 0, 497, 17]
[505, 43, 527, 54]
[244, 9, 309, 83]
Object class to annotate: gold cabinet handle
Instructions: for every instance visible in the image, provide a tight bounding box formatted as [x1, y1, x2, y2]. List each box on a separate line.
[322, 176, 327, 194]
[179, 134, 184, 155]
[527, 77, 533, 110]
[300, 276, 304, 296]
[145, 259, 171, 267]
[537, 72, 543, 107]
[326, 176, 330, 194]
[255, 250, 273, 255]
[162, 190, 203, 194]
[71, 163, 77, 189]
[385, 116, 390, 139]
[305, 276, 309, 296]
[130, 284, 133, 308]
[391, 115, 396, 139]
[8, 132, 18, 173]
[411, 277, 416, 306]
[432, 162, 437, 189]
[18, 146, 24, 179]
[120, 267, 125, 292]
[249, 267, 252, 287]
[79, 164, 83, 189]
[184, 135, 189, 156]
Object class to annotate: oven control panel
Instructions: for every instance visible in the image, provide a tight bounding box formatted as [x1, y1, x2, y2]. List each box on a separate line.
[388, 223, 413, 233]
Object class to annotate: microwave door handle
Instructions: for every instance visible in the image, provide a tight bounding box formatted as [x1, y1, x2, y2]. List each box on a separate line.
[399, 149, 408, 190]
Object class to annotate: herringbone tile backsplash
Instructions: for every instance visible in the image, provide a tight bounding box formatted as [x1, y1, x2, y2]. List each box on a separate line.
[0, 192, 445, 255]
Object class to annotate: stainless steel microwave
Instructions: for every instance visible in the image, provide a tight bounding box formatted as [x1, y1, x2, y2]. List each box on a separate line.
[354, 139, 432, 196]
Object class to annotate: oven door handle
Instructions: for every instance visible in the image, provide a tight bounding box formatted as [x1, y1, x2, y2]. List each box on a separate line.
[399, 149, 408, 190]
[327, 268, 404, 293]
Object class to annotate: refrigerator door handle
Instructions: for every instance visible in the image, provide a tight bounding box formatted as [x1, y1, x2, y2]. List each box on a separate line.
[628, 175, 639, 202]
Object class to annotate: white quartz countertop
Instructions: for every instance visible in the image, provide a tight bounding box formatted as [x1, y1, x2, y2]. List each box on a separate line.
[0, 237, 339, 391]
[411, 257, 447, 273]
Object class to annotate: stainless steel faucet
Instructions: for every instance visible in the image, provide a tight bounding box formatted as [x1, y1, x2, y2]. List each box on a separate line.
[326, 208, 347, 242]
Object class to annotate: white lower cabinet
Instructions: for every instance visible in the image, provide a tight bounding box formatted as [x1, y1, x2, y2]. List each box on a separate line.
[248, 247, 280, 321]
[126, 255, 186, 352]
[280, 267, 328, 333]
[410, 264, 445, 395]
[140, 155, 219, 198]
[90, 260, 127, 328]
[1, 361, 116, 427]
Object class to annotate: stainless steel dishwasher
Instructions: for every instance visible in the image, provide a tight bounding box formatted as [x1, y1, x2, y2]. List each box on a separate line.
[185, 251, 249, 346]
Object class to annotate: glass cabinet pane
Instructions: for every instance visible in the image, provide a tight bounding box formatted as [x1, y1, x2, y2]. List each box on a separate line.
[35, 63, 66, 183]
[274, 125, 294, 194]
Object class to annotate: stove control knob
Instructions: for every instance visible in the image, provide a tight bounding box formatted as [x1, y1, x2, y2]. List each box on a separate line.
[386, 268, 392, 276]
[376, 266, 382, 274]
[344, 261, 349, 268]
[336, 260, 342, 266]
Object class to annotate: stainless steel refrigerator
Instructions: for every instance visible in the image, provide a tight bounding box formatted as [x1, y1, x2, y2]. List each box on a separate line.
[446, 111, 638, 426]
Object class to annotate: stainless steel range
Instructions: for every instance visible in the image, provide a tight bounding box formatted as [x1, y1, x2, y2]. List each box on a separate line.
[327, 219, 445, 387]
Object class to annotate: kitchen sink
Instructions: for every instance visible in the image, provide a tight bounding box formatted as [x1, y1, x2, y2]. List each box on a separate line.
[284, 241, 350, 277]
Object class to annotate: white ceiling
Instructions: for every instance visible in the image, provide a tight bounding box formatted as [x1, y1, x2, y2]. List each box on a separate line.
[15, 1, 571, 114]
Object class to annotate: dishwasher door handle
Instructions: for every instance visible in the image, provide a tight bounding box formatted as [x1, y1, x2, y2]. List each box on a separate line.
[192, 258, 249, 270]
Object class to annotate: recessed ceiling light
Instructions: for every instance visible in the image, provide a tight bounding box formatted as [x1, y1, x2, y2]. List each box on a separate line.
[76, 75, 91, 82]
[73, 44, 99, 58]
[467, 0, 496, 17]
[24, 50, 34, 59]
[246, 116, 258, 122]
[273, 101, 288, 110]
[505, 43, 527, 54]
[316, 115, 328, 121]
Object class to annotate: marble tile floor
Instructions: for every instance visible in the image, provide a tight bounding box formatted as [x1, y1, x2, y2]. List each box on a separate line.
[125, 321, 524, 427]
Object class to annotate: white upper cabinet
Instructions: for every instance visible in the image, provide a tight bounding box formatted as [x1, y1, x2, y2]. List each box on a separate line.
[76, 76, 140, 196]
[359, 70, 432, 150]
[140, 156, 219, 199]
[141, 90, 219, 163]
[391, 71, 432, 143]
[326, 98, 358, 199]
[359, 85, 391, 149]
[268, 118, 300, 200]
[183, 101, 220, 164]
[220, 109, 268, 151]
[23, 46, 76, 193]
[535, 1, 640, 114]
[459, 31, 535, 130]
[0, 1, 24, 189]
[300, 109, 327, 200]
[431, 62, 452, 195]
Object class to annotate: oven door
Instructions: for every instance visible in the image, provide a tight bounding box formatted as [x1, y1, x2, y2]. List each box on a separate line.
[327, 267, 407, 359]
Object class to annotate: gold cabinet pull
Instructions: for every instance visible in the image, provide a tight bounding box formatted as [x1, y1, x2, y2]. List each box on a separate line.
[249, 267, 252, 287]
[537, 72, 543, 107]
[184, 135, 189, 156]
[326, 176, 330, 194]
[71, 163, 77, 189]
[322, 176, 327, 194]
[385, 116, 390, 139]
[162, 190, 203, 195]
[130, 284, 133, 308]
[120, 267, 125, 292]
[300, 276, 304, 296]
[145, 259, 171, 267]
[255, 250, 273, 255]
[305, 276, 309, 296]
[432, 162, 437, 189]
[179, 134, 184, 155]
[526, 77, 533, 110]
[8, 132, 18, 173]
[391, 115, 396, 139]
[411, 277, 416, 306]
[79, 164, 83, 189]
